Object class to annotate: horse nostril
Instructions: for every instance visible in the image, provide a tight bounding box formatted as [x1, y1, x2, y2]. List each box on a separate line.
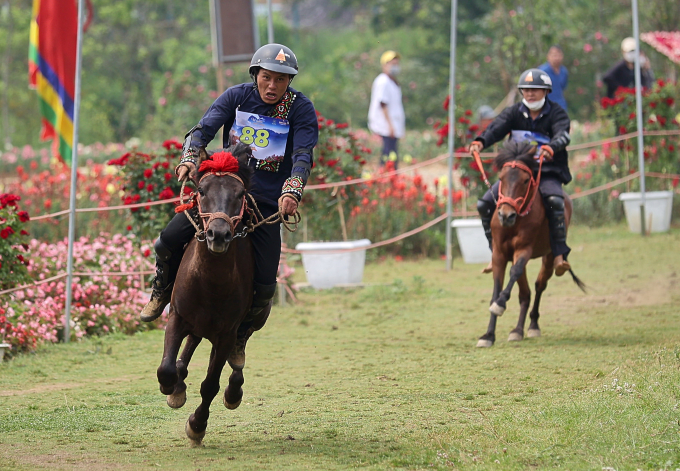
[206, 229, 214, 240]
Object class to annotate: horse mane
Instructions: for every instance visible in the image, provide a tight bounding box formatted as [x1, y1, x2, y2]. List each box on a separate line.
[493, 141, 538, 172]
[198, 142, 253, 190]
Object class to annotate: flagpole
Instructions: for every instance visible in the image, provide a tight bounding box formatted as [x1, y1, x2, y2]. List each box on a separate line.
[445, 0, 458, 271]
[63, 0, 85, 343]
[631, 0, 646, 236]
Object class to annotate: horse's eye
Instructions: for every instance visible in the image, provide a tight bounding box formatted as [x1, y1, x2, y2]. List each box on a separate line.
[197, 187, 205, 196]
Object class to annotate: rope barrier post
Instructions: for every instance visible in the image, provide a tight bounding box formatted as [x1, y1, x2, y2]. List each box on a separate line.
[445, 0, 458, 271]
[63, 0, 85, 343]
[631, 0, 647, 236]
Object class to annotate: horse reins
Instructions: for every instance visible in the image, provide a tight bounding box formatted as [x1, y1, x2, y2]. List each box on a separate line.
[472, 149, 544, 217]
[179, 175, 300, 242]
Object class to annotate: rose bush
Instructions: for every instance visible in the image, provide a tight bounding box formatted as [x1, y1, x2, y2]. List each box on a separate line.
[600, 79, 680, 185]
[1, 233, 157, 354]
[108, 139, 186, 240]
[432, 96, 499, 201]
[297, 112, 371, 242]
[0, 194, 32, 290]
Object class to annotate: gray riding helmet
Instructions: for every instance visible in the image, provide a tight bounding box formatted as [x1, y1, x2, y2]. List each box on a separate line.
[517, 68, 553, 91]
[249, 44, 299, 80]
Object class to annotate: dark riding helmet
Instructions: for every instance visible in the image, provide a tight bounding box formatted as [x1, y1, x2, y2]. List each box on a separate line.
[517, 68, 553, 92]
[249, 43, 299, 80]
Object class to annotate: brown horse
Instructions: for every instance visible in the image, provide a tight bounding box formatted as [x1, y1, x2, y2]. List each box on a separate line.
[477, 142, 585, 348]
[155, 143, 259, 445]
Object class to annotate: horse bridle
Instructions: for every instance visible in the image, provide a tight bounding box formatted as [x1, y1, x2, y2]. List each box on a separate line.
[497, 158, 543, 217]
[193, 171, 248, 242]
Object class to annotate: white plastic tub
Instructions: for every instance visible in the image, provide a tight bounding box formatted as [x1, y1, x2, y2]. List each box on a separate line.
[451, 219, 492, 264]
[619, 191, 674, 233]
[295, 239, 371, 289]
[0, 342, 10, 360]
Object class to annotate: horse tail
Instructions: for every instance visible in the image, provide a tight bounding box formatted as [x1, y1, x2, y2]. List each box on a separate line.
[568, 269, 587, 293]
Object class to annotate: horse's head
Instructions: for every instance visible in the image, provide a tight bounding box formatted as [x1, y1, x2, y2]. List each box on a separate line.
[493, 141, 538, 227]
[194, 143, 253, 254]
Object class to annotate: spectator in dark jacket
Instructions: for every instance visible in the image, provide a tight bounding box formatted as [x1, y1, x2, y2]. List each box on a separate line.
[470, 68, 572, 277]
[602, 37, 654, 98]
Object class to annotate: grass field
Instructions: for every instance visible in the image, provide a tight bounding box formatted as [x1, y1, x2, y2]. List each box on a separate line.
[1, 224, 680, 470]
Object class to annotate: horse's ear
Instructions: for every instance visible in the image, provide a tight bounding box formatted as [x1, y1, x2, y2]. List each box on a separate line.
[198, 147, 209, 167]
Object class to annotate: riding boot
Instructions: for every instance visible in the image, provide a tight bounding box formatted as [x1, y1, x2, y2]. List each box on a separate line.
[140, 238, 182, 322]
[228, 281, 277, 370]
[477, 199, 496, 274]
[544, 195, 571, 277]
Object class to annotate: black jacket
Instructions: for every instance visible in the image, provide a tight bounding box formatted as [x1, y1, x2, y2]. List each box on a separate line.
[474, 100, 572, 184]
[602, 60, 653, 98]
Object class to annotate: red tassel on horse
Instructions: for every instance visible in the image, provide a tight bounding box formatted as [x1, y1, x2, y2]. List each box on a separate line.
[199, 152, 239, 174]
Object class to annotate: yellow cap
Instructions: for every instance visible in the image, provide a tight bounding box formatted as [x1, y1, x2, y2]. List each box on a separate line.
[380, 50, 400, 66]
[621, 37, 636, 52]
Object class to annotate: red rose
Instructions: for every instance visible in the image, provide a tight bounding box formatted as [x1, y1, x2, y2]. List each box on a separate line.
[0, 228, 9, 239]
[143, 249, 151, 257]
[143, 168, 153, 178]
[138, 181, 145, 189]
[17, 211, 30, 222]
[146, 184, 154, 192]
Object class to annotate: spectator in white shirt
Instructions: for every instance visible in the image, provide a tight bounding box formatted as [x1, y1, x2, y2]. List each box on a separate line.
[368, 50, 405, 169]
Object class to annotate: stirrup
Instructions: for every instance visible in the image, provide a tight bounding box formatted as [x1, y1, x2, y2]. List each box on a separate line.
[140, 284, 172, 322]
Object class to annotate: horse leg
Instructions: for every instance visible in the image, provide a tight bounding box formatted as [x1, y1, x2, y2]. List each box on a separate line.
[528, 255, 554, 338]
[223, 302, 273, 408]
[223, 368, 244, 410]
[490, 254, 529, 317]
[477, 262, 506, 348]
[167, 334, 202, 409]
[508, 270, 531, 342]
[157, 312, 187, 396]
[186, 342, 230, 446]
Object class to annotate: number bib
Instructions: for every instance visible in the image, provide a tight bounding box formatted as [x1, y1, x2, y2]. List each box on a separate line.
[229, 110, 290, 172]
[510, 130, 551, 160]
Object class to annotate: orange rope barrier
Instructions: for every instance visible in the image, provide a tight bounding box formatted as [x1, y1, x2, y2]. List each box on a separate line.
[282, 212, 452, 254]
[0, 270, 155, 296]
[20, 129, 680, 221]
[569, 172, 641, 199]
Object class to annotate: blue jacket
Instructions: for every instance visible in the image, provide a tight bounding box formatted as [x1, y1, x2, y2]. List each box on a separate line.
[538, 63, 568, 112]
[189, 83, 318, 208]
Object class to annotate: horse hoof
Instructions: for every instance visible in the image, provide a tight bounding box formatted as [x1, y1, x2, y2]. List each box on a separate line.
[508, 332, 523, 342]
[223, 386, 243, 410]
[224, 397, 242, 410]
[185, 419, 205, 446]
[166, 390, 186, 409]
[527, 329, 541, 338]
[476, 339, 493, 348]
[489, 303, 505, 317]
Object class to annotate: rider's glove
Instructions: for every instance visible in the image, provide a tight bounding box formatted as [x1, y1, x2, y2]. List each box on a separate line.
[539, 145, 554, 161]
[469, 141, 483, 154]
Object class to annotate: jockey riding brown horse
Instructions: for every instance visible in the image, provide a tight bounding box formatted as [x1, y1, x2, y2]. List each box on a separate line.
[475, 142, 585, 348]
[154, 143, 263, 445]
